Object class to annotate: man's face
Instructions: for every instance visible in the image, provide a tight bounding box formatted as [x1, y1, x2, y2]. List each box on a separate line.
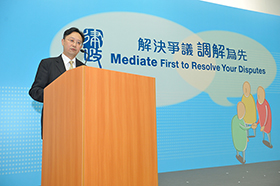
[61, 32, 83, 59]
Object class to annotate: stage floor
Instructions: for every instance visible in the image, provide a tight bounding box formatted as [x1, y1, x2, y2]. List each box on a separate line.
[158, 160, 280, 186]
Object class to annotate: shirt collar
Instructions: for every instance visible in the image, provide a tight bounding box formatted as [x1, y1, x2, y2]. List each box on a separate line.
[62, 53, 76, 67]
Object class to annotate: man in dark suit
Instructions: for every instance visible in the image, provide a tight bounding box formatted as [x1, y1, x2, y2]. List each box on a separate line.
[29, 27, 85, 138]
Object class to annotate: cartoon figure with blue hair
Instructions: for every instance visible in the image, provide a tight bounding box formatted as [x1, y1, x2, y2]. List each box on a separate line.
[231, 101, 257, 164]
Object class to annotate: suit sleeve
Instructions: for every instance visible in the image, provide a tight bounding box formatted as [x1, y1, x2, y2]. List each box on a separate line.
[29, 60, 49, 103]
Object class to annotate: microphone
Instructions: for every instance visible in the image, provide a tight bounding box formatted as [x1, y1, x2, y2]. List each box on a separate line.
[80, 49, 89, 65]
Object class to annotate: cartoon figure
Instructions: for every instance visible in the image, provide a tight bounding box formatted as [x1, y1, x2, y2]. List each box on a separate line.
[256, 86, 273, 148]
[241, 81, 257, 137]
[231, 102, 257, 164]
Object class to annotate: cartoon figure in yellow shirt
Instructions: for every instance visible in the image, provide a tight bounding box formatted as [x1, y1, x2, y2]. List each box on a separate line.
[241, 81, 257, 137]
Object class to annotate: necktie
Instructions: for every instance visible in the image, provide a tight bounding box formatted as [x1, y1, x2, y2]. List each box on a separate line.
[69, 61, 74, 70]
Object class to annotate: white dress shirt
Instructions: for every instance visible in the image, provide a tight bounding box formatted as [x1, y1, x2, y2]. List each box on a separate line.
[62, 53, 76, 70]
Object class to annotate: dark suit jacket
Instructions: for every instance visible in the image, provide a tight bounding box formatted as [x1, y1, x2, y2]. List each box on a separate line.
[29, 55, 85, 102]
[29, 55, 85, 138]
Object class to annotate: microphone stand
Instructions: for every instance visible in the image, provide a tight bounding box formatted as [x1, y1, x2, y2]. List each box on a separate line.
[80, 49, 89, 65]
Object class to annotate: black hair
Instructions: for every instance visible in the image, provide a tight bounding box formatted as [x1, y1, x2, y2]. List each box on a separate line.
[63, 27, 85, 43]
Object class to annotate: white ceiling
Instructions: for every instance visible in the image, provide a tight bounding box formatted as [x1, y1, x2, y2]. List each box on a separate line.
[201, 0, 280, 16]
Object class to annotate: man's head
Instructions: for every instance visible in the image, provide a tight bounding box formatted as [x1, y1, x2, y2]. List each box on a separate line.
[63, 27, 85, 42]
[61, 27, 84, 60]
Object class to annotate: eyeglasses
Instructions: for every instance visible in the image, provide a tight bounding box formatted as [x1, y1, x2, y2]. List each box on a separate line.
[66, 38, 83, 46]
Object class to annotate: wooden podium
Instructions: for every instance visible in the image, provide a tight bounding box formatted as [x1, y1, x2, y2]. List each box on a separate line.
[41, 66, 158, 186]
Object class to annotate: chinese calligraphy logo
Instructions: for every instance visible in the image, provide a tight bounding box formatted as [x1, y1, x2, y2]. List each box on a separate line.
[83, 28, 104, 68]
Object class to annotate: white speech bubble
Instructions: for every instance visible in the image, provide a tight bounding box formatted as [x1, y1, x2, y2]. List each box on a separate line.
[175, 31, 276, 106]
[50, 13, 276, 107]
[50, 12, 201, 107]
[175, 33, 217, 92]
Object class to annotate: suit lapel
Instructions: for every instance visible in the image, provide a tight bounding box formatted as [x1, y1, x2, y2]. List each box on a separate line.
[55, 55, 66, 73]
[76, 59, 85, 67]
[55, 55, 84, 73]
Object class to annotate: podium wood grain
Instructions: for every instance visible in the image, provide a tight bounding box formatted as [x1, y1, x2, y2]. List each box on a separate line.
[42, 66, 158, 186]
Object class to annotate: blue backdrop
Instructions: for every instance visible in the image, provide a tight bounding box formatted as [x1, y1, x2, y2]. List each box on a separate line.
[1, 0, 280, 185]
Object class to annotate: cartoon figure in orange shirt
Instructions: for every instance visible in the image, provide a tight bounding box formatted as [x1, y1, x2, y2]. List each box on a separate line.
[241, 81, 257, 137]
[256, 86, 273, 148]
